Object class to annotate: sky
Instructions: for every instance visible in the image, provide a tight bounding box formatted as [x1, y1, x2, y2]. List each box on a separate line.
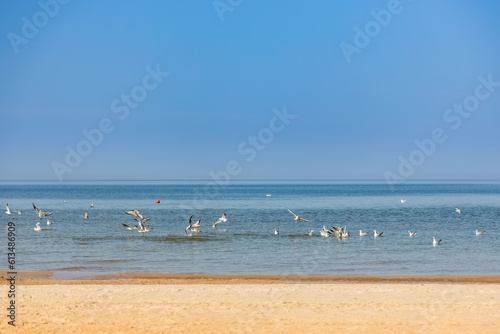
[1, 0, 499, 182]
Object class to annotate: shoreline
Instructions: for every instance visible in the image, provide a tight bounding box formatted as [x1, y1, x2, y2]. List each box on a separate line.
[2, 271, 500, 284]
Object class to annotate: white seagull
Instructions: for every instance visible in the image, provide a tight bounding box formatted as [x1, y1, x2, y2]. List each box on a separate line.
[34, 222, 42, 231]
[308, 230, 314, 236]
[33, 203, 52, 219]
[374, 230, 383, 238]
[185, 215, 201, 234]
[274, 229, 279, 235]
[6, 203, 14, 215]
[359, 230, 369, 236]
[286, 207, 309, 222]
[47, 219, 53, 225]
[475, 230, 485, 236]
[90, 203, 94, 209]
[320, 226, 330, 237]
[433, 237, 441, 246]
[266, 194, 272, 197]
[122, 209, 152, 233]
[408, 231, 417, 237]
[401, 199, 407, 203]
[455, 208, 462, 214]
[213, 213, 227, 228]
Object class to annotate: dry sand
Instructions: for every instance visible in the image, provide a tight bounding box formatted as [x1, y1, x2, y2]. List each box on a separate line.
[2, 273, 500, 333]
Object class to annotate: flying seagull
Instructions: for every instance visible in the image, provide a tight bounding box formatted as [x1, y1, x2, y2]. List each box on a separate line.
[286, 207, 309, 222]
[212, 213, 227, 228]
[185, 215, 201, 234]
[401, 199, 407, 203]
[433, 236, 441, 246]
[408, 231, 417, 237]
[475, 230, 485, 236]
[455, 208, 462, 214]
[34, 222, 42, 231]
[33, 203, 52, 219]
[122, 209, 152, 233]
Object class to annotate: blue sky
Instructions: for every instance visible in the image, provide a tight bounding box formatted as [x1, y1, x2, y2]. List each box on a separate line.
[1, 0, 499, 181]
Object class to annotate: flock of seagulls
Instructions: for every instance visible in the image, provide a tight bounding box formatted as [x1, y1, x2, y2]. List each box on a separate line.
[4, 200, 489, 247]
[122, 209, 152, 233]
[274, 204, 485, 247]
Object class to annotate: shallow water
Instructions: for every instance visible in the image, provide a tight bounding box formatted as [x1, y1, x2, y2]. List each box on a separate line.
[1, 181, 499, 276]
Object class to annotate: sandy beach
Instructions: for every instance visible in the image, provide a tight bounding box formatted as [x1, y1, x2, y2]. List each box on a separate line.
[2, 273, 500, 333]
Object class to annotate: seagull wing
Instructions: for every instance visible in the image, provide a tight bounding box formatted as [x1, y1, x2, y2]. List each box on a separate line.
[122, 223, 137, 231]
[298, 217, 309, 222]
[192, 219, 201, 228]
[286, 207, 298, 218]
[125, 210, 141, 219]
[33, 203, 40, 214]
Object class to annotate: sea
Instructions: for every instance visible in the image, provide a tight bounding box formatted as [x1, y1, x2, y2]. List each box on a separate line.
[1, 181, 499, 278]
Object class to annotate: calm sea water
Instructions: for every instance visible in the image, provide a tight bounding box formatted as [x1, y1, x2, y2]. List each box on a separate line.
[1, 181, 499, 277]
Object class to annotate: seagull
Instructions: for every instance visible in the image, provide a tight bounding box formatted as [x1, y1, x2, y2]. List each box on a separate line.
[90, 203, 94, 208]
[475, 230, 485, 236]
[320, 226, 330, 237]
[5, 203, 13, 215]
[359, 230, 369, 236]
[374, 230, 383, 238]
[17, 211, 22, 215]
[286, 207, 309, 222]
[33, 203, 52, 219]
[47, 219, 53, 225]
[122, 209, 152, 233]
[190, 218, 201, 233]
[433, 236, 441, 246]
[401, 199, 407, 203]
[84, 213, 88, 219]
[308, 230, 314, 236]
[185, 215, 201, 234]
[408, 231, 417, 237]
[455, 208, 462, 214]
[213, 213, 227, 228]
[34, 222, 42, 231]
[274, 229, 279, 235]
[266, 194, 272, 197]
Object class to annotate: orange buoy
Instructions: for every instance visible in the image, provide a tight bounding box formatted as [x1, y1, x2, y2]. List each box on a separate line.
[156, 199, 160, 204]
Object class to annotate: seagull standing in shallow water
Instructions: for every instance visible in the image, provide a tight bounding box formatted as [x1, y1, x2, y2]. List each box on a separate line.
[34, 222, 42, 231]
[33, 203, 52, 219]
[359, 230, 369, 236]
[212, 213, 227, 228]
[374, 230, 383, 238]
[47, 219, 53, 225]
[274, 229, 279, 235]
[286, 208, 309, 222]
[475, 230, 485, 236]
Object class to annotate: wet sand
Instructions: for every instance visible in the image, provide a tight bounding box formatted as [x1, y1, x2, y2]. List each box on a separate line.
[2, 272, 500, 333]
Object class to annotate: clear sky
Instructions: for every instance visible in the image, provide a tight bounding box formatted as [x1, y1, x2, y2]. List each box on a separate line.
[1, 0, 499, 181]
